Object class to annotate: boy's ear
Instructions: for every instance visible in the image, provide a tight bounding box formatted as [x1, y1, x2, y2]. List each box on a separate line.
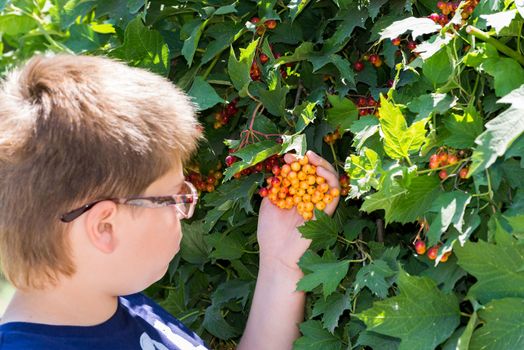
[84, 201, 119, 254]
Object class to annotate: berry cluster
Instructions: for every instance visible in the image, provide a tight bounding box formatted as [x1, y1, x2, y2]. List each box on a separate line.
[213, 99, 239, 129]
[428, 1, 479, 27]
[339, 174, 350, 197]
[356, 96, 380, 117]
[323, 129, 341, 145]
[226, 153, 284, 179]
[251, 46, 288, 81]
[428, 148, 469, 180]
[259, 156, 340, 220]
[251, 17, 277, 35]
[353, 53, 382, 72]
[186, 168, 223, 193]
[414, 240, 452, 262]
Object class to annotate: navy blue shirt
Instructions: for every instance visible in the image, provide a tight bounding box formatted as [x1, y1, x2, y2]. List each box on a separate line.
[0, 293, 208, 350]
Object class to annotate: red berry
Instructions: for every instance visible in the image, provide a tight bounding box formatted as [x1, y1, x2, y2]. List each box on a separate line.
[271, 177, 281, 186]
[437, 1, 446, 9]
[254, 162, 264, 172]
[367, 97, 377, 106]
[353, 61, 365, 72]
[251, 17, 260, 23]
[272, 165, 281, 176]
[265, 20, 277, 29]
[225, 155, 237, 167]
[439, 169, 448, 180]
[459, 167, 469, 179]
[407, 41, 417, 51]
[415, 240, 427, 255]
[386, 79, 394, 87]
[259, 187, 269, 197]
[369, 54, 379, 64]
[429, 160, 439, 169]
[429, 154, 439, 163]
[428, 13, 440, 22]
[427, 246, 439, 260]
[260, 53, 269, 64]
[448, 154, 458, 165]
[392, 37, 401, 46]
[357, 97, 367, 106]
[438, 152, 448, 165]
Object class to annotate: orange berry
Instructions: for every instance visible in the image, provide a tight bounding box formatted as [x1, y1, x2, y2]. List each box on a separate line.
[297, 171, 307, 181]
[278, 191, 287, 199]
[440, 251, 451, 262]
[330, 188, 340, 197]
[268, 193, 277, 202]
[288, 171, 297, 179]
[307, 187, 316, 195]
[315, 201, 326, 211]
[302, 211, 313, 220]
[282, 178, 291, 188]
[299, 156, 309, 166]
[297, 202, 305, 213]
[323, 194, 333, 204]
[308, 165, 317, 175]
[302, 194, 311, 203]
[306, 175, 316, 185]
[290, 162, 301, 172]
[277, 199, 286, 209]
[302, 164, 312, 174]
[270, 186, 279, 195]
[304, 202, 314, 212]
[300, 181, 309, 190]
[285, 197, 294, 208]
[341, 188, 349, 196]
[297, 188, 306, 197]
[281, 164, 291, 175]
[316, 176, 326, 185]
[289, 187, 297, 195]
[293, 195, 302, 205]
[318, 183, 329, 193]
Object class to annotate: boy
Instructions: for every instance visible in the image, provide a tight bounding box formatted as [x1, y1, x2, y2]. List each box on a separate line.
[0, 55, 340, 349]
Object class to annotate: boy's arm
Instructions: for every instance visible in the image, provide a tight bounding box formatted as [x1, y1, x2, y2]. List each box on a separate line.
[237, 151, 340, 350]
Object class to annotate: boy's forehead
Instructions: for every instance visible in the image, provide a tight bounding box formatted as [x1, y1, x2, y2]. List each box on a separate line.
[147, 164, 185, 193]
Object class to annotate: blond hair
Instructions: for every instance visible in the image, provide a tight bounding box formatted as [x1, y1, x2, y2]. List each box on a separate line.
[0, 54, 202, 289]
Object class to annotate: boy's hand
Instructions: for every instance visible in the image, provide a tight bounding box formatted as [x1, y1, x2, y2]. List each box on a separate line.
[256, 150, 340, 273]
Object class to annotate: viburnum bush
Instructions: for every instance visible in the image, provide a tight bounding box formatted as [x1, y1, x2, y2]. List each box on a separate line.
[2, 1, 523, 349]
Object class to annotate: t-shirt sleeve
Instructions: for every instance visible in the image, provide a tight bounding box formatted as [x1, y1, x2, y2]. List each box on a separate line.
[120, 292, 209, 350]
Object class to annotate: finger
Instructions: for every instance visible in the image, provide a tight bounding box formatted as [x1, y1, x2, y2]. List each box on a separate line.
[306, 150, 337, 175]
[316, 166, 340, 215]
[283, 153, 298, 164]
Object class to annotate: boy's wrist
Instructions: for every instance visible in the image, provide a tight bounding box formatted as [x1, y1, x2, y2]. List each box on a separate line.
[258, 255, 304, 281]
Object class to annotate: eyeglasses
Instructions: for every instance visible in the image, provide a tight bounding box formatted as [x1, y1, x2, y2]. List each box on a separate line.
[60, 181, 198, 223]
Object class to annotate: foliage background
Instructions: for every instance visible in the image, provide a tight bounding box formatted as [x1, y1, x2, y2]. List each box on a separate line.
[1, 0, 523, 349]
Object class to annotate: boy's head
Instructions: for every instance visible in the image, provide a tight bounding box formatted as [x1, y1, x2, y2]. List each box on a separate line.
[0, 54, 202, 290]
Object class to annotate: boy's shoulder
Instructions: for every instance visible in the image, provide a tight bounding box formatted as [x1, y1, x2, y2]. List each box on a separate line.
[0, 292, 208, 350]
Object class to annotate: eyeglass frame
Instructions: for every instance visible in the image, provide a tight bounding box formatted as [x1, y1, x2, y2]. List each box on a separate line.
[59, 181, 199, 223]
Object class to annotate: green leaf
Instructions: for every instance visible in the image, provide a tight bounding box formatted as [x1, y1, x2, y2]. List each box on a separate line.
[344, 147, 382, 198]
[469, 85, 524, 176]
[353, 259, 396, 298]
[356, 269, 460, 350]
[469, 298, 524, 350]
[298, 209, 341, 250]
[357, 331, 400, 350]
[205, 231, 246, 260]
[227, 39, 259, 97]
[323, 6, 367, 54]
[311, 292, 351, 333]
[203, 304, 241, 339]
[288, 0, 311, 21]
[379, 96, 429, 160]
[223, 140, 281, 181]
[326, 95, 358, 131]
[293, 320, 342, 350]
[180, 220, 211, 265]
[297, 250, 350, 298]
[454, 239, 524, 304]
[442, 109, 484, 149]
[294, 101, 316, 133]
[456, 312, 477, 350]
[422, 47, 453, 85]
[415, 33, 453, 60]
[280, 134, 307, 156]
[110, 17, 169, 75]
[407, 93, 457, 122]
[380, 17, 441, 40]
[483, 57, 524, 97]
[181, 19, 209, 67]
[202, 23, 243, 64]
[188, 76, 224, 111]
[349, 116, 380, 151]
[0, 14, 37, 36]
[480, 10, 518, 34]
[256, 79, 289, 116]
[505, 134, 524, 167]
[64, 23, 103, 53]
[426, 191, 472, 247]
